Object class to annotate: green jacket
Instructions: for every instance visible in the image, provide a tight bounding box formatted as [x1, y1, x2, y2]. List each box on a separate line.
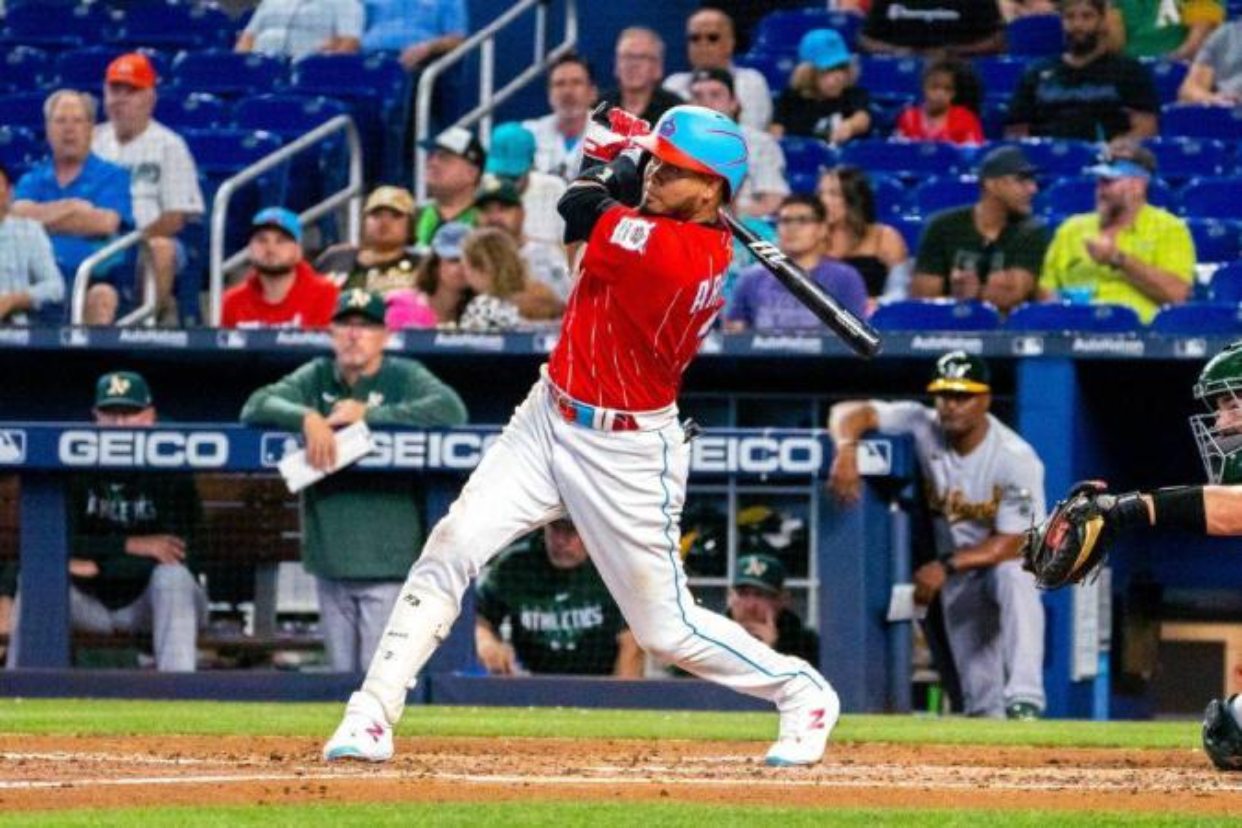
[240, 356, 468, 580]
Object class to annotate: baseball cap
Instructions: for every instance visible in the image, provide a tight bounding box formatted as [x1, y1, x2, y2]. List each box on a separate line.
[798, 29, 851, 71]
[1087, 140, 1157, 180]
[332, 288, 387, 326]
[733, 554, 786, 594]
[485, 122, 535, 178]
[251, 207, 302, 244]
[364, 185, 415, 216]
[95, 370, 153, 411]
[978, 146, 1038, 180]
[689, 67, 735, 95]
[474, 173, 523, 208]
[425, 126, 486, 169]
[106, 53, 157, 89]
[927, 351, 991, 395]
[431, 221, 471, 258]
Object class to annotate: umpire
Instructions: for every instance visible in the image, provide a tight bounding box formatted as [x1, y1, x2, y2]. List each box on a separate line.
[241, 289, 467, 672]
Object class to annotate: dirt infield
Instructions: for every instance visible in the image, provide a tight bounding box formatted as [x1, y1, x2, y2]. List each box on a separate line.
[1, 734, 1240, 814]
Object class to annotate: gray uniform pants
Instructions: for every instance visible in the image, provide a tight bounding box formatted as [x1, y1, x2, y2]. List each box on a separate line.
[940, 559, 1045, 717]
[315, 577, 403, 673]
[6, 563, 206, 672]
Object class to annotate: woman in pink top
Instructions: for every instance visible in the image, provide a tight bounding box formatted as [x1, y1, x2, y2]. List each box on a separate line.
[894, 58, 983, 145]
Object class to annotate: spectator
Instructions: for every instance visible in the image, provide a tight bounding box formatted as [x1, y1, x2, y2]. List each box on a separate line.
[522, 52, 598, 181]
[475, 174, 571, 311]
[894, 58, 984, 145]
[458, 227, 529, 330]
[316, 185, 423, 295]
[725, 194, 867, 331]
[725, 554, 819, 666]
[413, 126, 485, 245]
[93, 53, 205, 326]
[770, 29, 872, 145]
[235, 0, 362, 59]
[828, 352, 1047, 719]
[911, 146, 1047, 315]
[698, 0, 827, 53]
[485, 122, 566, 248]
[600, 28, 684, 125]
[221, 207, 339, 328]
[818, 166, 911, 305]
[1040, 139, 1194, 323]
[1007, 0, 1159, 141]
[859, 0, 1004, 56]
[474, 518, 642, 677]
[361, 0, 466, 71]
[663, 8, 773, 131]
[416, 221, 473, 325]
[0, 160, 64, 324]
[241, 289, 467, 673]
[689, 68, 789, 219]
[6, 371, 206, 672]
[11, 90, 133, 325]
[1107, 0, 1223, 61]
[999, 0, 1057, 19]
[1178, 18, 1242, 104]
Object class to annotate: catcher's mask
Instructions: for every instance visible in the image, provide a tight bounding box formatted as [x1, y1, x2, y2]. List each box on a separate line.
[1191, 341, 1242, 484]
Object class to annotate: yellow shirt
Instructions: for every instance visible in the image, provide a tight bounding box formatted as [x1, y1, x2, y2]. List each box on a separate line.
[1040, 204, 1196, 323]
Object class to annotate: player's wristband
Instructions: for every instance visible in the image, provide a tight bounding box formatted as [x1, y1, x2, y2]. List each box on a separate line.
[573, 152, 643, 208]
[1104, 491, 1151, 530]
[1150, 486, 1207, 534]
[939, 556, 958, 576]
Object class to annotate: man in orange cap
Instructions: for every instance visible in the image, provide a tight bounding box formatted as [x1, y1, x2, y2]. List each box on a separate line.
[92, 53, 204, 325]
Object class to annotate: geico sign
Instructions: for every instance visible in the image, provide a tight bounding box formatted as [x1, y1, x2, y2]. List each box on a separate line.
[58, 430, 229, 468]
[358, 431, 500, 470]
[690, 436, 822, 475]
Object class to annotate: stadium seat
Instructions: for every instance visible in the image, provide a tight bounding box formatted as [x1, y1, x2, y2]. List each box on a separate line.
[974, 56, 1027, 102]
[1005, 302, 1141, 332]
[154, 92, 228, 131]
[779, 136, 836, 180]
[234, 94, 352, 212]
[182, 128, 287, 259]
[870, 173, 907, 219]
[0, 91, 50, 129]
[858, 56, 923, 104]
[753, 9, 861, 56]
[1210, 261, 1242, 304]
[839, 140, 965, 181]
[169, 50, 288, 98]
[996, 139, 1096, 178]
[913, 177, 978, 217]
[1, 45, 50, 94]
[1182, 179, 1242, 221]
[1143, 138, 1229, 183]
[1162, 104, 1242, 140]
[890, 214, 925, 251]
[870, 299, 1000, 331]
[1143, 59, 1188, 106]
[733, 51, 796, 94]
[1150, 303, 1242, 335]
[1005, 14, 1063, 56]
[104, 4, 235, 51]
[53, 47, 168, 91]
[1188, 219, 1242, 264]
[0, 125, 40, 180]
[0, 2, 111, 50]
[980, 99, 1010, 141]
[1036, 176, 1178, 216]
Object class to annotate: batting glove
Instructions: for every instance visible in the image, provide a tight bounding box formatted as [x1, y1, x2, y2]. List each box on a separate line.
[582, 104, 650, 165]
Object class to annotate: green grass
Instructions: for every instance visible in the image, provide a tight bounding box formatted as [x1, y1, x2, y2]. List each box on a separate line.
[0, 698, 1201, 750]
[0, 803, 1234, 828]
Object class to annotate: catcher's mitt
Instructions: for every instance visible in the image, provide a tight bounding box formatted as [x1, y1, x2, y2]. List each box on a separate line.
[1022, 480, 1116, 589]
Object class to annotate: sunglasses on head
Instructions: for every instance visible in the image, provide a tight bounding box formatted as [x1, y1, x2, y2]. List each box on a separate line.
[687, 32, 722, 43]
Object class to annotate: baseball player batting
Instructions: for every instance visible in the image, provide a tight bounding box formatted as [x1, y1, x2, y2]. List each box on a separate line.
[323, 104, 840, 767]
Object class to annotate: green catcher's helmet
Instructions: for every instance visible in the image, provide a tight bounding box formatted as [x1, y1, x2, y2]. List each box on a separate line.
[1191, 341, 1242, 484]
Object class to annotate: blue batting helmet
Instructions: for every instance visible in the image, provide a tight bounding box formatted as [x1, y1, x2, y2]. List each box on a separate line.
[633, 104, 749, 198]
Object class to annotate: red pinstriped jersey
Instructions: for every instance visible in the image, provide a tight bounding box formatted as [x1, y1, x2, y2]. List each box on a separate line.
[547, 205, 732, 411]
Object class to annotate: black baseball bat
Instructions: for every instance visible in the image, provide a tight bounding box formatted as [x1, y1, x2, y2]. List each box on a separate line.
[720, 210, 882, 358]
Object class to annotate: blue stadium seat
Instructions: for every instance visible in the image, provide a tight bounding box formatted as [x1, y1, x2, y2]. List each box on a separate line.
[1162, 104, 1242, 140]
[1036, 175, 1179, 216]
[870, 173, 907, 219]
[890, 214, 925, 251]
[169, 50, 287, 98]
[154, 92, 228, 131]
[1143, 59, 1188, 106]
[1151, 303, 1242, 335]
[234, 94, 352, 212]
[1, 45, 50, 93]
[1007, 139, 1096, 178]
[858, 56, 923, 104]
[913, 176, 978, 217]
[53, 47, 169, 91]
[0, 91, 50, 130]
[1183, 179, 1242, 220]
[870, 299, 1000, 331]
[733, 52, 796, 95]
[1005, 14, 1063, 56]
[753, 10, 861, 56]
[104, 4, 235, 51]
[0, 125, 40, 180]
[1209, 261, 1242, 303]
[289, 53, 410, 183]
[779, 136, 836, 180]
[182, 128, 287, 256]
[1005, 302, 1141, 332]
[1143, 137, 1229, 183]
[975, 56, 1027, 102]
[839, 140, 965, 181]
[0, 2, 112, 50]
[980, 99, 1010, 141]
[1188, 219, 1242, 264]
[787, 170, 819, 196]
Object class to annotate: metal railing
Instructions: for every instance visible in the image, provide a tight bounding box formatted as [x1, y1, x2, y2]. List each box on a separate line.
[208, 114, 364, 326]
[71, 229, 156, 326]
[414, 0, 578, 202]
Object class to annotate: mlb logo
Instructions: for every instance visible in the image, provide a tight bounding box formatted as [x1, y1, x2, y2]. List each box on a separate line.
[59, 328, 90, 348]
[260, 433, 301, 467]
[216, 330, 248, 349]
[856, 440, 892, 476]
[0, 430, 27, 464]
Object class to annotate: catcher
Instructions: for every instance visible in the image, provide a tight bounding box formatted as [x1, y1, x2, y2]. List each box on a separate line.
[1024, 340, 1242, 770]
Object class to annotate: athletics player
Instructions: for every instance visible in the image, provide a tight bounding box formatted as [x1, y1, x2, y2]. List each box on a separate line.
[323, 104, 839, 766]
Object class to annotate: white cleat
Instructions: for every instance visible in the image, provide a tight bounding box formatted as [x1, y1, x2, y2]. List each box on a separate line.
[764, 686, 840, 767]
[322, 691, 394, 762]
